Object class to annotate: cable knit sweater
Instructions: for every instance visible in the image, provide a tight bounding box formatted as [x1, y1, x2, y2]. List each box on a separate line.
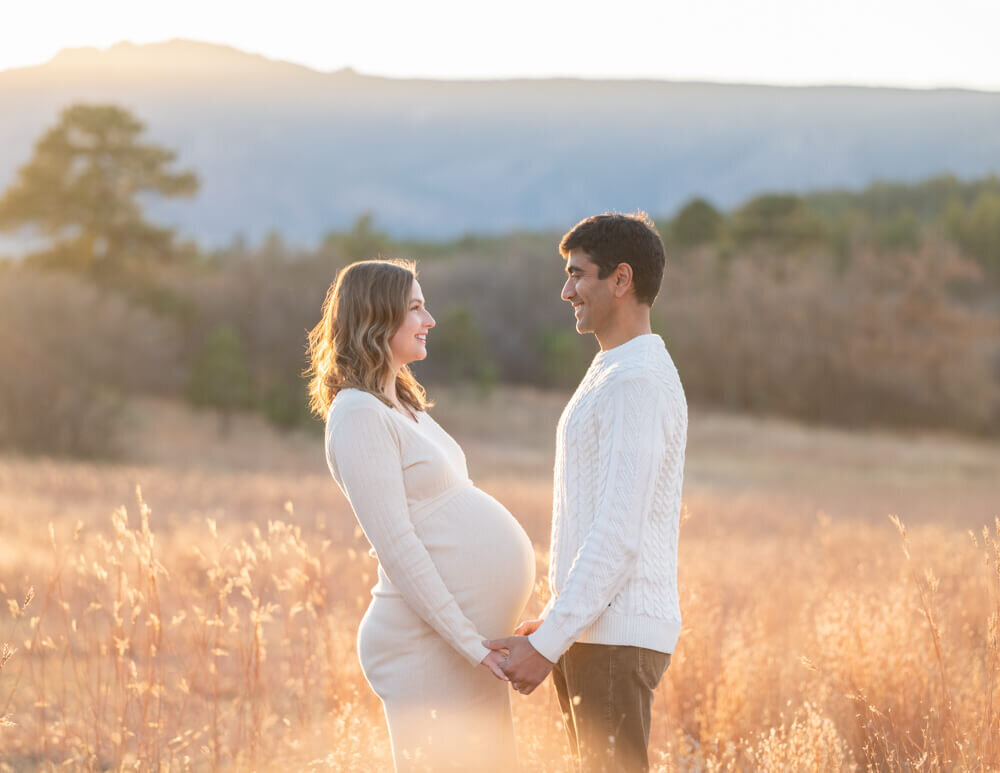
[528, 333, 687, 663]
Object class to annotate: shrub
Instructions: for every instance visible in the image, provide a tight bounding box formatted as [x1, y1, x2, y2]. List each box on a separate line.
[426, 304, 498, 394]
[0, 270, 181, 456]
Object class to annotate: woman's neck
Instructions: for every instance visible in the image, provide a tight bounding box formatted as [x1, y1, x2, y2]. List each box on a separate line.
[383, 368, 401, 407]
[382, 369, 417, 421]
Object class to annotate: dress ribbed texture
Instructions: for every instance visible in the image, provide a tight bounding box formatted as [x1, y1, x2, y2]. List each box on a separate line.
[325, 389, 535, 772]
[529, 334, 687, 663]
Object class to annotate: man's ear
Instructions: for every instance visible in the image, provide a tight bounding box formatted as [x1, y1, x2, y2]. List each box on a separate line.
[614, 263, 633, 298]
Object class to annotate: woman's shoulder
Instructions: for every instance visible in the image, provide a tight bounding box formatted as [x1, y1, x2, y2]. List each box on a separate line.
[327, 388, 391, 429]
[325, 392, 409, 474]
[327, 388, 431, 430]
[332, 387, 381, 406]
[326, 392, 406, 465]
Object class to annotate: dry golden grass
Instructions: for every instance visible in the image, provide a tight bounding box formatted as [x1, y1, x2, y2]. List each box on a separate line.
[2, 387, 999, 771]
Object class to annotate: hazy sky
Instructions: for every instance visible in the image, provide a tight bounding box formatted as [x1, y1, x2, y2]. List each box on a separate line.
[4, 0, 998, 90]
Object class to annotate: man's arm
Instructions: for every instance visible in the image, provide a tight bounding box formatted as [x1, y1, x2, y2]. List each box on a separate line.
[527, 376, 666, 663]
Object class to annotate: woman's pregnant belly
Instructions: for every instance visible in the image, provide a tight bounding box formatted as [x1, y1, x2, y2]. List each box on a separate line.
[358, 485, 535, 678]
[411, 485, 535, 638]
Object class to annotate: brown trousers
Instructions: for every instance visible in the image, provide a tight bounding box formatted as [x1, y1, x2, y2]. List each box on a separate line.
[551, 642, 670, 773]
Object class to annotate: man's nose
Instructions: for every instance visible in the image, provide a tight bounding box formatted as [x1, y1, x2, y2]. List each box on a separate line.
[561, 279, 575, 301]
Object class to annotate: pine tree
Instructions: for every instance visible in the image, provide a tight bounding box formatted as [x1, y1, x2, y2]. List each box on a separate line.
[0, 103, 198, 281]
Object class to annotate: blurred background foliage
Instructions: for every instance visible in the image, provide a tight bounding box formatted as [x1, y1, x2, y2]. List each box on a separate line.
[1, 103, 999, 456]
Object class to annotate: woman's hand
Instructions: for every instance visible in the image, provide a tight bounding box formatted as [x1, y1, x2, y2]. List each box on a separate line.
[481, 649, 510, 681]
[513, 618, 544, 636]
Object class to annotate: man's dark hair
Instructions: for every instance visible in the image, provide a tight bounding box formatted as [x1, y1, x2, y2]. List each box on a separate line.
[559, 211, 666, 306]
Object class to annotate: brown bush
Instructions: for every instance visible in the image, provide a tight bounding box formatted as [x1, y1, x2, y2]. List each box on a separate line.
[657, 241, 1000, 431]
[0, 270, 182, 456]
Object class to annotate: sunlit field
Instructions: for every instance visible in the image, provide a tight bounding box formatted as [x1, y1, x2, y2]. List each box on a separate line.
[2, 387, 999, 771]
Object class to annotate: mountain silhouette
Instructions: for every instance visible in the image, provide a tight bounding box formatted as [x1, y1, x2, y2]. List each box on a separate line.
[1, 39, 999, 245]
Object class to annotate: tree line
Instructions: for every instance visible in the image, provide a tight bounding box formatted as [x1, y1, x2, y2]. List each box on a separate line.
[1, 104, 998, 456]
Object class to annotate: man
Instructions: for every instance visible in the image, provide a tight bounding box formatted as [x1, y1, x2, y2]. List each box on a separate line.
[485, 212, 687, 772]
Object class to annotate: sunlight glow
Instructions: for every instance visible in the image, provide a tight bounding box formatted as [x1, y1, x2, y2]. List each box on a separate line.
[2, 0, 998, 89]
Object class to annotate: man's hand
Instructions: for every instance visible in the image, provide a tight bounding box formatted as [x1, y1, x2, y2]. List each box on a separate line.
[483, 635, 554, 695]
[513, 618, 544, 636]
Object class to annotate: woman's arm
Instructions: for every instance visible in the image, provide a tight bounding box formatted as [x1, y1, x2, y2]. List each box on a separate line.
[328, 401, 491, 666]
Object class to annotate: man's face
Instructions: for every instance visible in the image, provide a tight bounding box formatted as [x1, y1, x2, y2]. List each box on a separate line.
[561, 248, 617, 335]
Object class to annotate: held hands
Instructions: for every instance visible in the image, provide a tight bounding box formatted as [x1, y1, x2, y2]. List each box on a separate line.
[480, 616, 542, 681]
[480, 649, 510, 681]
[483, 626, 554, 695]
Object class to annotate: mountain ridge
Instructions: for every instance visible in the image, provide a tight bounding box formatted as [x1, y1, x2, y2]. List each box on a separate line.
[10, 40, 998, 94]
[1, 39, 999, 245]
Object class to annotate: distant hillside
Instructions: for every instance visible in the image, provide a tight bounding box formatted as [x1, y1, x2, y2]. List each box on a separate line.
[1, 39, 999, 244]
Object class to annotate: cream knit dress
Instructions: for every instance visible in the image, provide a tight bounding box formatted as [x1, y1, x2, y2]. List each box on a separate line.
[325, 388, 535, 772]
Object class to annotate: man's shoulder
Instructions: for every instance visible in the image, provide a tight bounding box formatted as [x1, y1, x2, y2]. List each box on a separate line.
[597, 352, 681, 392]
[579, 357, 684, 428]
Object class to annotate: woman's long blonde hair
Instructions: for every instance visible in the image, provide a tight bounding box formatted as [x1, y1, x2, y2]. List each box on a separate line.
[306, 259, 431, 418]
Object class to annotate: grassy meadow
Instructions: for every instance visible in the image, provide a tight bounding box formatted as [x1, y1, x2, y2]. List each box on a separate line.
[1, 387, 999, 771]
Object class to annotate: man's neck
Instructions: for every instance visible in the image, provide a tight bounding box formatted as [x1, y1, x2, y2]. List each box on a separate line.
[594, 310, 653, 352]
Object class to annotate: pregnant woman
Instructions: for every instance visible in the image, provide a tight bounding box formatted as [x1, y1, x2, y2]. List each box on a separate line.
[306, 259, 536, 772]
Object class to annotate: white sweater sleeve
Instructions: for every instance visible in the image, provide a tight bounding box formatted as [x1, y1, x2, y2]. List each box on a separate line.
[328, 401, 490, 666]
[529, 376, 665, 662]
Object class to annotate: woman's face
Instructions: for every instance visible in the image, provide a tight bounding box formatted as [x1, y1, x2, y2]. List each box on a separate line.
[388, 279, 435, 370]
